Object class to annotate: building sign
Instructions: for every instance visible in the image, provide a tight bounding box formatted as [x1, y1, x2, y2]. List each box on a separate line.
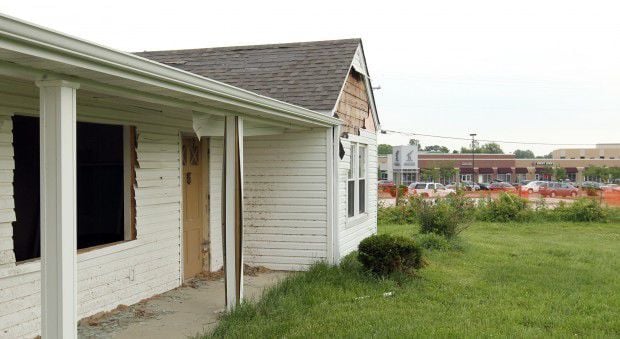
[461, 161, 473, 166]
[392, 145, 418, 170]
[534, 161, 554, 166]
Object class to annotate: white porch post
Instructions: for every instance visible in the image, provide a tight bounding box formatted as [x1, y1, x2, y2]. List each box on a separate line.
[222, 115, 244, 310]
[37, 80, 79, 339]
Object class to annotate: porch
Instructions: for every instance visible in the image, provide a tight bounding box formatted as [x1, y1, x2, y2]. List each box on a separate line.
[0, 14, 340, 338]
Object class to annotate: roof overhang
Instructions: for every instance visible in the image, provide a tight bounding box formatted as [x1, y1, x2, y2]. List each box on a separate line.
[0, 13, 341, 128]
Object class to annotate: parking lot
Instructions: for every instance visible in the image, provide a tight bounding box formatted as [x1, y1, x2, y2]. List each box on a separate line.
[378, 185, 620, 208]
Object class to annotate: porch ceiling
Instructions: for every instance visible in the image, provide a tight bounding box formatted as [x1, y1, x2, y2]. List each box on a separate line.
[0, 14, 341, 129]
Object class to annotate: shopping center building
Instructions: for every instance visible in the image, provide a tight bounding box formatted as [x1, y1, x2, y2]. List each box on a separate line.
[379, 144, 620, 185]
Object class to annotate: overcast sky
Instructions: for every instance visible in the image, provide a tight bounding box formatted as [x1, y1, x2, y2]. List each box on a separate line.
[3, 1, 619, 156]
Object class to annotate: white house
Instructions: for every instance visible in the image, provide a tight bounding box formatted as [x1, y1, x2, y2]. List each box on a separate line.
[0, 14, 379, 338]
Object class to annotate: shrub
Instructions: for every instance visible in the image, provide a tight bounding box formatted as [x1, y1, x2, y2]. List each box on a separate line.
[377, 205, 416, 225]
[478, 193, 529, 222]
[554, 198, 607, 222]
[416, 198, 470, 238]
[415, 233, 450, 251]
[357, 234, 424, 276]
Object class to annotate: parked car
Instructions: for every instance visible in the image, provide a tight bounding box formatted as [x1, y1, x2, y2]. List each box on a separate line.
[408, 182, 455, 198]
[445, 183, 457, 190]
[378, 180, 395, 189]
[539, 182, 579, 197]
[477, 182, 491, 190]
[520, 181, 546, 194]
[581, 181, 603, 190]
[489, 182, 516, 191]
[601, 183, 619, 192]
[460, 181, 480, 191]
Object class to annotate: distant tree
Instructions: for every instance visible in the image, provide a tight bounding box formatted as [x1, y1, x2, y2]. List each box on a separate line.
[479, 143, 504, 154]
[439, 166, 458, 184]
[553, 167, 567, 181]
[535, 152, 553, 159]
[378, 144, 393, 155]
[452, 150, 459, 154]
[460, 142, 504, 154]
[583, 166, 609, 182]
[609, 167, 620, 180]
[409, 139, 422, 150]
[420, 168, 440, 182]
[423, 145, 450, 153]
[513, 149, 535, 159]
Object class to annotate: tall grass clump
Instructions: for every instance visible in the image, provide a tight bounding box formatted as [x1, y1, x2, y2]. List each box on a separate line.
[416, 193, 474, 238]
[477, 193, 530, 222]
[553, 198, 608, 222]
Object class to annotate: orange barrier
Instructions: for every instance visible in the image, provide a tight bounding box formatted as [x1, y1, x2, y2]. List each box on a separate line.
[603, 190, 620, 207]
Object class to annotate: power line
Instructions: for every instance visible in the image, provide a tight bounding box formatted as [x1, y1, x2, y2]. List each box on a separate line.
[380, 129, 595, 146]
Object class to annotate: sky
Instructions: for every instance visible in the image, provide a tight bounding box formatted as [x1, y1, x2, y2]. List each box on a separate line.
[2, 1, 619, 156]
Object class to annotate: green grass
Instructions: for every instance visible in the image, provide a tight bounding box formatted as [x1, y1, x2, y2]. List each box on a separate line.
[208, 221, 620, 338]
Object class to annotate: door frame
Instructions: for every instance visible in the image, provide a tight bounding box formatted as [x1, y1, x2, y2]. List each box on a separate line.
[179, 133, 210, 281]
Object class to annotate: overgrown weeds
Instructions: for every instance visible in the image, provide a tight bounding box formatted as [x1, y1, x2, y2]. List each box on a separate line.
[380, 193, 614, 225]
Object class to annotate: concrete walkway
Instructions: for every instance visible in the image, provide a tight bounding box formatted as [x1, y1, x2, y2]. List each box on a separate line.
[78, 271, 288, 339]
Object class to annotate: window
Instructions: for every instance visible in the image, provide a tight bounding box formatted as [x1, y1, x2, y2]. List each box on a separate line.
[497, 173, 511, 182]
[396, 169, 418, 186]
[358, 145, 367, 214]
[12, 116, 136, 262]
[460, 174, 472, 182]
[479, 174, 492, 183]
[347, 143, 368, 218]
[567, 173, 577, 182]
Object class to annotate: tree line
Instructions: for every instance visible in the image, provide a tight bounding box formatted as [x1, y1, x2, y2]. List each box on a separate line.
[378, 142, 551, 158]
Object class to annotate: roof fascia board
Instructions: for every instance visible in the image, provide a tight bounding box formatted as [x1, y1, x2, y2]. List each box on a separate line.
[355, 42, 380, 128]
[0, 14, 340, 127]
[0, 60, 314, 129]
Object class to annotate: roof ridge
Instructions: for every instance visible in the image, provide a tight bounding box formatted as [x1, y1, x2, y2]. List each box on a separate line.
[136, 38, 361, 54]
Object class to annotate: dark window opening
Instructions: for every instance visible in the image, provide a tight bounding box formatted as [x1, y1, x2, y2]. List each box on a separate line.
[12, 116, 134, 262]
[347, 180, 355, 217]
[358, 179, 366, 214]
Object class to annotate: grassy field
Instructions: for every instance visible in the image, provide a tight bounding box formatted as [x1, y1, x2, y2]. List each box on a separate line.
[209, 221, 620, 338]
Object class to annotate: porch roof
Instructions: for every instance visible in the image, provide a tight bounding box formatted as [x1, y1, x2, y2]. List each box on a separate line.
[0, 14, 341, 128]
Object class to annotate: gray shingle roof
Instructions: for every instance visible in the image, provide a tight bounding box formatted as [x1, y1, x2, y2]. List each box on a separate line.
[135, 39, 361, 112]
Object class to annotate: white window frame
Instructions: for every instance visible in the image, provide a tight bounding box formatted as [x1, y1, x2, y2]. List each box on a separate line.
[347, 142, 368, 220]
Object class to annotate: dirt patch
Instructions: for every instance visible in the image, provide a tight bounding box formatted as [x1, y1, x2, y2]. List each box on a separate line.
[244, 264, 272, 276]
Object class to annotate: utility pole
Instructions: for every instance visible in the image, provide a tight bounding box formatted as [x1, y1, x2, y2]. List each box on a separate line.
[470, 133, 477, 184]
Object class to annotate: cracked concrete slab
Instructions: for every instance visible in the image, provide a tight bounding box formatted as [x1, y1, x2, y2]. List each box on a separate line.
[78, 271, 288, 339]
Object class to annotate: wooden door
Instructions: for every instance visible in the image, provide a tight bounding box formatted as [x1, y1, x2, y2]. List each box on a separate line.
[182, 137, 203, 279]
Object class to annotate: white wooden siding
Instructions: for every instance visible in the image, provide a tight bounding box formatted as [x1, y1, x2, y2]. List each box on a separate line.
[0, 85, 191, 338]
[209, 129, 329, 272]
[337, 130, 378, 257]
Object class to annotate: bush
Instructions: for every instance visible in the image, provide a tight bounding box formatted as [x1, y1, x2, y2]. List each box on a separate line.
[358, 234, 424, 276]
[554, 198, 608, 222]
[415, 233, 450, 251]
[478, 193, 529, 222]
[417, 198, 470, 238]
[377, 205, 416, 225]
